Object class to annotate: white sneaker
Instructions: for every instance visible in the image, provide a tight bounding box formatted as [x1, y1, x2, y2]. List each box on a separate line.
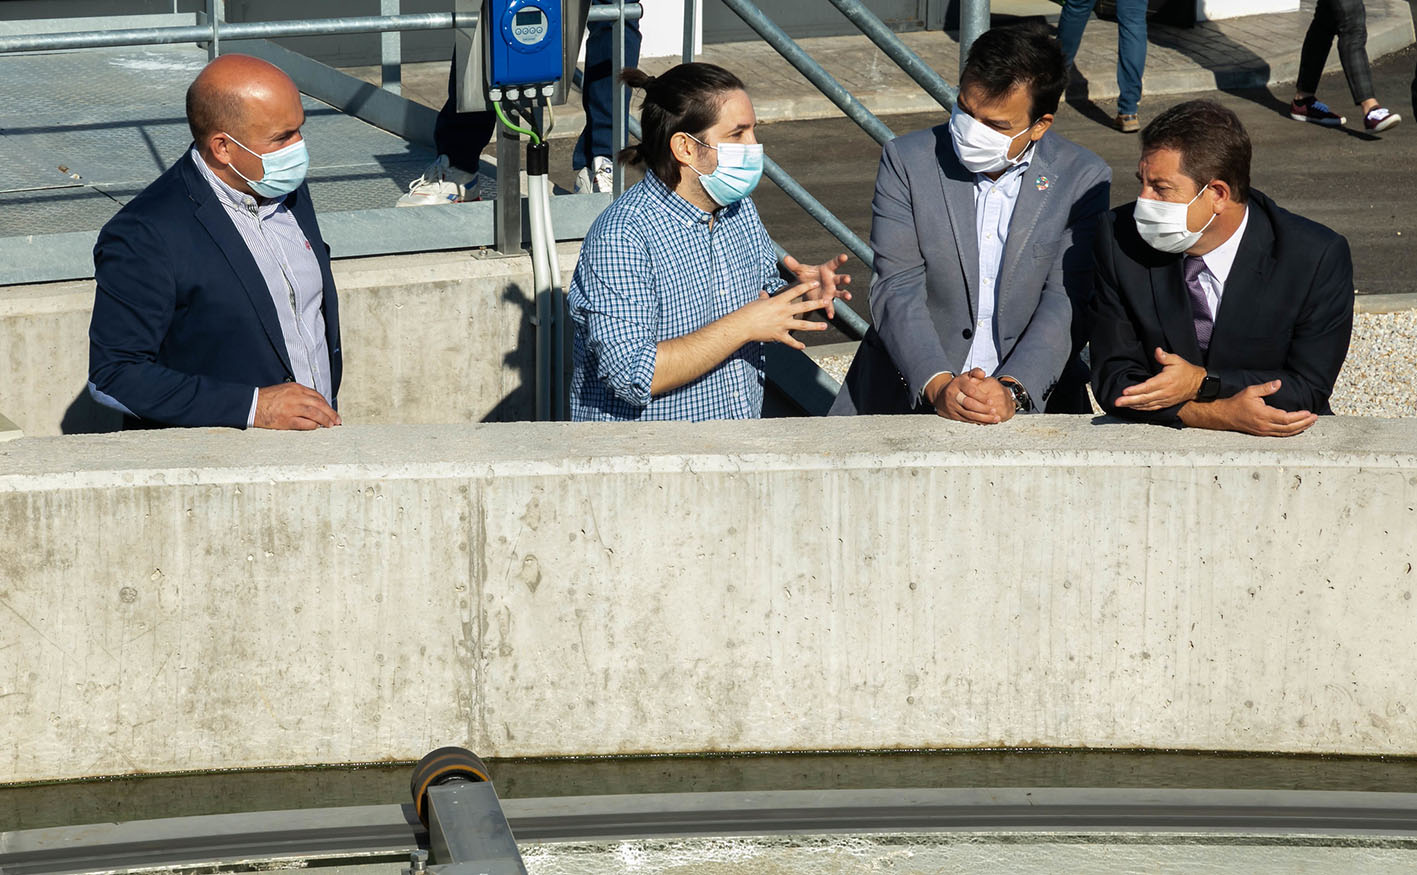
[574, 155, 615, 194]
[397, 154, 482, 206]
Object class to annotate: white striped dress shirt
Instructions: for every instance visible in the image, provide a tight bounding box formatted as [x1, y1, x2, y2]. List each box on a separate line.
[190, 148, 331, 426]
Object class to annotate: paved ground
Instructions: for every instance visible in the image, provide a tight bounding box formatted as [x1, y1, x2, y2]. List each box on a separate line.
[354, 0, 1413, 134]
[741, 44, 1417, 344]
[352, 2, 1417, 346]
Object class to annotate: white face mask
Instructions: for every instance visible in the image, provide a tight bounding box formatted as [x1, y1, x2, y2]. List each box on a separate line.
[1133, 184, 1217, 254]
[949, 109, 1035, 174]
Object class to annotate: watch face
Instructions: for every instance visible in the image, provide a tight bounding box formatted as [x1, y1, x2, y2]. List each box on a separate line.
[1199, 374, 1220, 401]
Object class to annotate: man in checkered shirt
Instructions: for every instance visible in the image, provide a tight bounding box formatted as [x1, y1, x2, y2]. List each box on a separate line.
[569, 62, 852, 421]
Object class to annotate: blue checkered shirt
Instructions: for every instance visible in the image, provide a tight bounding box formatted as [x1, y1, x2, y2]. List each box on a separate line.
[570, 171, 786, 421]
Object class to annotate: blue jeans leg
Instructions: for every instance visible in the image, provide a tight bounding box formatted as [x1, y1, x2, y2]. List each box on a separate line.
[1114, 0, 1148, 115]
[573, 0, 643, 171]
[1056, 0, 1099, 68]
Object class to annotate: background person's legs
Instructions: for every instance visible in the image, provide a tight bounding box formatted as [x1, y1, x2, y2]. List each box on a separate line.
[1293, 0, 1398, 131]
[573, 0, 642, 190]
[1113, 0, 1147, 118]
[401, 55, 496, 205]
[1328, 0, 1376, 109]
[1291, 0, 1349, 125]
[1295, 0, 1338, 99]
[1055, 0, 1099, 67]
[434, 58, 497, 176]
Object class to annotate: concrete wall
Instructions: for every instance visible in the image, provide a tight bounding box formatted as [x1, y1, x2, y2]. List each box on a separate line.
[0, 246, 577, 436]
[1, 416, 1415, 785]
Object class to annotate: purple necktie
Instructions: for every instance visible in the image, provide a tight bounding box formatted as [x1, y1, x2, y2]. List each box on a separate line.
[1183, 256, 1213, 353]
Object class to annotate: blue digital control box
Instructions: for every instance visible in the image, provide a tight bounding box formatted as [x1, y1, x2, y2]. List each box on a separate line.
[485, 0, 563, 96]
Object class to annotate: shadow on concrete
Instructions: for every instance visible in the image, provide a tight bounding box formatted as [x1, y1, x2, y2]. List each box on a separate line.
[1065, 68, 1123, 129]
[481, 281, 536, 423]
[60, 387, 122, 435]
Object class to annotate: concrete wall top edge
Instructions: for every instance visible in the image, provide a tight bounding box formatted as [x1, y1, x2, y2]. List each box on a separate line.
[2, 417, 1415, 490]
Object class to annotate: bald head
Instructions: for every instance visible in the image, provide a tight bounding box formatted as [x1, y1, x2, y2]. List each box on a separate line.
[186, 54, 301, 156]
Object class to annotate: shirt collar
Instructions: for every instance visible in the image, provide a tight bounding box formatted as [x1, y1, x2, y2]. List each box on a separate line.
[974, 141, 1035, 187]
[1199, 205, 1250, 285]
[643, 169, 736, 228]
[190, 147, 282, 217]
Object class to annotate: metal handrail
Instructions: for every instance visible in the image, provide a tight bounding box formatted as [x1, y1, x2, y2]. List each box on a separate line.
[719, 0, 895, 146]
[0, 6, 642, 55]
[825, 0, 957, 111]
[700, 0, 984, 341]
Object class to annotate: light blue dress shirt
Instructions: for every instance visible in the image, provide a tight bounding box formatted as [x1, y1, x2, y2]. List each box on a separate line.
[962, 147, 1034, 376]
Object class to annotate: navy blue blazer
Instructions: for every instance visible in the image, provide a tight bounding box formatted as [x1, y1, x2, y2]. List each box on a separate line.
[89, 151, 342, 429]
[1090, 190, 1352, 425]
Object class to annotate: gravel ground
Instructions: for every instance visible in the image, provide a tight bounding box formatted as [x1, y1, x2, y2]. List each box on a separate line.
[811, 310, 1417, 418]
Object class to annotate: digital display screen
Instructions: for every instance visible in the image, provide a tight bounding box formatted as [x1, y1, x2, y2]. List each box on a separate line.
[515, 10, 541, 25]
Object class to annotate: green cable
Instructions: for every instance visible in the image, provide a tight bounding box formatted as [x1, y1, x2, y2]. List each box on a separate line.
[494, 100, 541, 145]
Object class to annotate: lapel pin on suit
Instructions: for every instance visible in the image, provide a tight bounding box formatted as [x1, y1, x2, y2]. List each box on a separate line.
[1035, 175, 1051, 192]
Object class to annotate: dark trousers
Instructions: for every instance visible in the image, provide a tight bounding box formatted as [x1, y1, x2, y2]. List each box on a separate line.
[1411, 53, 1416, 116]
[434, 0, 642, 175]
[1297, 0, 1375, 105]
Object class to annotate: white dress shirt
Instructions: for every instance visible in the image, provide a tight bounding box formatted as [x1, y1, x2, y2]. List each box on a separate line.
[921, 146, 1035, 402]
[1190, 205, 1250, 318]
[962, 149, 1033, 374]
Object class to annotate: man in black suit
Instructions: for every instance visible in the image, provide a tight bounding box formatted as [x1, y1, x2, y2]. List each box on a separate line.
[1089, 99, 1353, 437]
[88, 54, 342, 429]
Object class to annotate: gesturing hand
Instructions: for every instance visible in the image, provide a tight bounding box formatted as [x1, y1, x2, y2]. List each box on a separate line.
[782, 252, 853, 320]
[734, 282, 828, 350]
[1114, 347, 1205, 410]
[255, 383, 341, 430]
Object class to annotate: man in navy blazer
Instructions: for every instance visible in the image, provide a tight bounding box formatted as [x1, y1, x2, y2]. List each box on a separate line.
[831, 25, 1110, 419]
[89, 54, 342, 430]
[1090, 100, 1352, 436]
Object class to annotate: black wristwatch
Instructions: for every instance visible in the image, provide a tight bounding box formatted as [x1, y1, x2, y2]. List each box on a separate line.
[1001, 378, 1032, 413]
[1196, 372, 1221, 402]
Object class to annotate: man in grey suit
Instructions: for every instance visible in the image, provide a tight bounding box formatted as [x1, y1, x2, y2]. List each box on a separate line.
[832, 24, 1110, 419]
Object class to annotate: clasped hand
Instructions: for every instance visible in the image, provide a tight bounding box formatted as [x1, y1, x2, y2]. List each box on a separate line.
[928, 368, 1015, 424]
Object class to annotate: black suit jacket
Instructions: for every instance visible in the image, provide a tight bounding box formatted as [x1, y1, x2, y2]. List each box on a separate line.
[88, 151, 342, 429]
[1089, 190, 1352, 425]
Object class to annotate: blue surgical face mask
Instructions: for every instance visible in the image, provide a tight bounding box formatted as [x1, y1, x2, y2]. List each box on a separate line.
[685, 133, 764, 207]
[223, 132, 309, 199]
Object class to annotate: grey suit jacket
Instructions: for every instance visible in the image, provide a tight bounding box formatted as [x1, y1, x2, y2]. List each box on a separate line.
[830, 124, 1110, 415]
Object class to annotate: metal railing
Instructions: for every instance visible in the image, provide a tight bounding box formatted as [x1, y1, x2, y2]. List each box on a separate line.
[707, 0, 977, 341]
[0, 0, 986, 353]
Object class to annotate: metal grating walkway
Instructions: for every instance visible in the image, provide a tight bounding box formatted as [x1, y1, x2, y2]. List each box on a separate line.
[0, 44, 440, 238]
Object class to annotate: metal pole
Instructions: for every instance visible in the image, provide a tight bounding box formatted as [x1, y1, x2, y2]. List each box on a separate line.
[717, 0, 894, 146]
[826, 0, 956, 111]
[0, 13, 451, 54]
[380, 0, 401, 95]
[206, 0, 223, 60]
[0, 6, 637, 55]
[959, 0, 990, 79]
[612, 0, 627, 197]
[496, 129, 522, 256]
[682, 0, 697, 63]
